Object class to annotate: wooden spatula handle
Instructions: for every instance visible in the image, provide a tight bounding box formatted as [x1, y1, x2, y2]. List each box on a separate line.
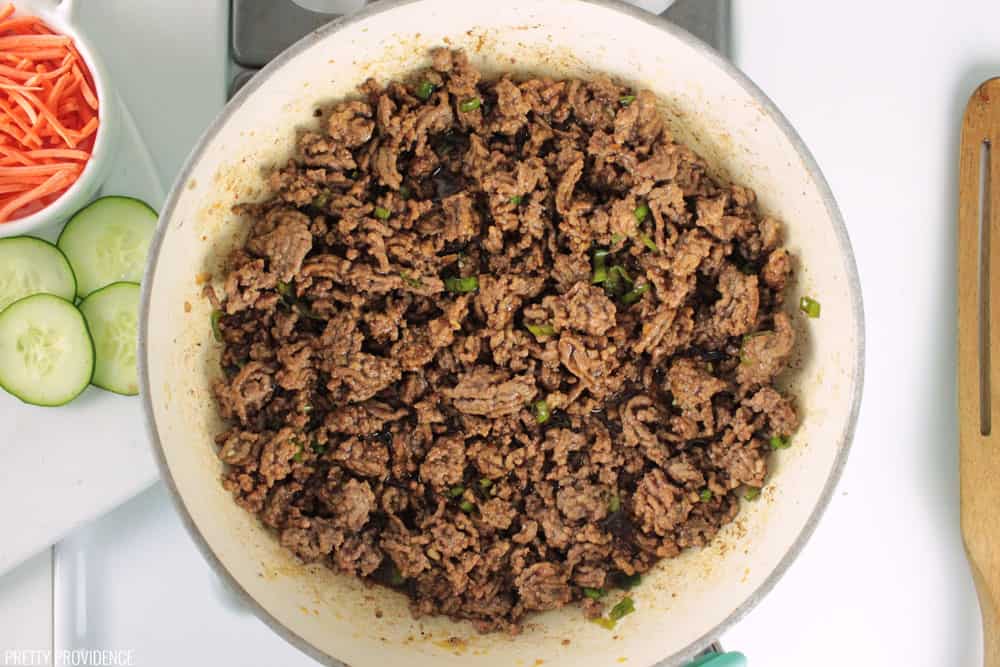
[971, 562, 1000, 666]
[958, 77, 1000, 666]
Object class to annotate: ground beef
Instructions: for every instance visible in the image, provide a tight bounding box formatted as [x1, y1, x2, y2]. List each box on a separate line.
[211, 49, 800, 634]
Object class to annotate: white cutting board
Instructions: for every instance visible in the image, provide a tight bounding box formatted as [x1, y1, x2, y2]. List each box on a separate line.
[0, 105, 164, 575]
[0, 0, 228, 575]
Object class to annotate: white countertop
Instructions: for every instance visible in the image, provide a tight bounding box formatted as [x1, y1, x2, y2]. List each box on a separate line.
[0, 0, 993, 664]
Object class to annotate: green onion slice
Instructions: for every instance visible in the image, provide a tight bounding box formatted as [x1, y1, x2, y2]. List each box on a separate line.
[634, 203, 650, 223]
[800, 296, 821, 318]
[444, 276, 479, 293]
[609, 597, 635, 622]
[374, 206, 391, 220]
[583, 588, 606, 600]
[533, 399, 551, 425]
[459, 500, 475, 513]
[621, 283, 651, 305]
[459, 97, 482, 112]
[700, 489, 712, 502]
[448, 486, 465, 498]
[608, 495, 621, 513]
[638, 232, 659, 253]
[770, 435, 791, 450]
[620, 95, 637, 106]
[526, 323, 556, 338]
[592, 248, 610, 284]
[211, 310, 223, 341]
[415, 81, 435, 100]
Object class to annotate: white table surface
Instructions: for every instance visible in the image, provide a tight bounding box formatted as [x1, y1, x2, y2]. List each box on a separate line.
[0, 0, 993, 665]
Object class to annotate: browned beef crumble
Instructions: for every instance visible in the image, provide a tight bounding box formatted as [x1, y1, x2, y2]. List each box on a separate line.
[210, 49, 799, 634]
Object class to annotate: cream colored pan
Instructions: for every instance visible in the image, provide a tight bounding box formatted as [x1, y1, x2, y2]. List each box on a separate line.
[139, 1, 865, 664]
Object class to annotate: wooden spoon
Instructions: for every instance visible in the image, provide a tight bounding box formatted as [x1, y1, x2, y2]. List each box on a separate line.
[959, 76, 1000, 666]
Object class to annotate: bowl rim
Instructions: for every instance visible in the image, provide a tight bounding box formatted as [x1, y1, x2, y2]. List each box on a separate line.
[0, 2, 117, 237]
[138, 1, 866, 665]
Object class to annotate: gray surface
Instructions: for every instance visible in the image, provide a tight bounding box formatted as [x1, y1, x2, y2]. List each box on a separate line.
[664, 0, 730, 58]
[232, 0, 338, 67]
[229, 0, 730, 97]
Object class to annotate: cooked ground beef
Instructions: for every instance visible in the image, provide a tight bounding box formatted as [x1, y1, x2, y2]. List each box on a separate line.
[210, 49, 799, 634]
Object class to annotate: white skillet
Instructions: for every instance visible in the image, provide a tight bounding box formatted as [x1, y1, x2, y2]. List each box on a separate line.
[140, 1, 865, 665]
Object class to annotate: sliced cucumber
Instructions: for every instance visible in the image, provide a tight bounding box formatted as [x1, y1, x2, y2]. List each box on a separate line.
[0, 237, 77, 313]
[57, 196, 158, 298]
[78, 281, 140, 396]
[0, 294, 94, 406]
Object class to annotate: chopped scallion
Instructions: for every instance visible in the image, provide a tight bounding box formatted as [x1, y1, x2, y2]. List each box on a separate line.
[608, 495, 621, 513]
[533, 399, 551, 425]
[448, 486, 465, 498]
[444, 276, 479, 293]
[592, 248, 610, 284]
[210, 310, 223, 341]
[277, 281, 292, 298]
[633, 203, 650, 223]
[459, 500, 475, 513]
[415, 81, 435, 100]
[526, 323, 556, 338]
[610, 233, 625, 245]
[770, 435, 790, 450]
[638, 232, 659, 253]
[374, 206, 391, 220]
[744, 487, 761, 501]
[583, 587, 606, 600]
[621, 283, 651, 305]
[799, 296, 821, 318]
[592, 617, 616, 630]
[479, 478, 493, 490]
[459, 97, 482, 112]
[700, 489, 713, 503]
[620, 95, 637, 106]
[510, 195, 523, 206]
[609, 597, 635, 622]
[311, 192, 329, 208]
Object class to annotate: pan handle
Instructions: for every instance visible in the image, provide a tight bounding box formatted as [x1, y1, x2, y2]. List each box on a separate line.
[687, 652, 747, 667]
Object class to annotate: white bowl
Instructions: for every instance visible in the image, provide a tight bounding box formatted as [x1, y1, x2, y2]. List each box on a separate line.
[0, 0, 120, 238]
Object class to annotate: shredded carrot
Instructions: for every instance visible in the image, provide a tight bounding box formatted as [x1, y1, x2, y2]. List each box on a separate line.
[0, 16, 43, 33]
[0, 168, 69, 221]
[0, 34, 70, 49]
[26, 148, 89, 160]
[0, 3, 97, 223]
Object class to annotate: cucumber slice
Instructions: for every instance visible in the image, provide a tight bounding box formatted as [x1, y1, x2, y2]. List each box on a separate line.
[0, 237, 77, 313]
[0, 294, 94, 406]
[78, 281, 140, 396]
[57, 196, 158, 298]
